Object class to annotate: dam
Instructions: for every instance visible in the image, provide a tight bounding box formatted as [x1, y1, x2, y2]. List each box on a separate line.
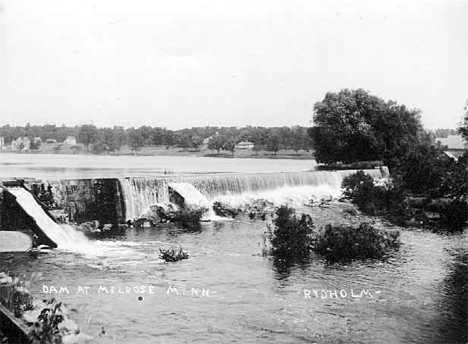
[0, 168, 384, 247]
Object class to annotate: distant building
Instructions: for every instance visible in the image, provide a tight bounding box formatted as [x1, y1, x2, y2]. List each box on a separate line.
[11, 137, 31, 151]
[236, 141, 254, 150]
[436, 135, 465, 150]
[0, 137, 4, 146]
[436, 134, 467, 161]
[45, 139, 57, 144]
[63, 136, 77, 145]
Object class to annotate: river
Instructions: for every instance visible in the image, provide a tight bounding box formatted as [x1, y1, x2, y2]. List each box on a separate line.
[0, 154, 466, 343]
[0, 153, 316, 179]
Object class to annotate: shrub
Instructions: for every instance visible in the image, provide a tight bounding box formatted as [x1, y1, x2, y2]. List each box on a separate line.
[313, 223, 400, 262]
[270, 206, 314, 258]
[439, 200, 468, 231]
[28, 299, 66, 344]
[342, 171, 407, 216]
[159, 246, 189, 262]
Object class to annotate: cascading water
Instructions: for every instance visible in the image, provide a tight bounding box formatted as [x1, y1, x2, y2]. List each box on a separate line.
[120, 178, 171, 220]
[6, 187, 149, 258]
[119, 169, 384, 220]
[6, 187, 90, 251]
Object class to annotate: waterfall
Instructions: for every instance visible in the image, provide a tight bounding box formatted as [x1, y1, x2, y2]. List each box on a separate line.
[6, 187, 90, 250]
[119, 169, 383, 220]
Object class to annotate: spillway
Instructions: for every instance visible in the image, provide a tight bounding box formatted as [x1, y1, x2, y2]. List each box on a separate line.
[120, 169, 383, 220]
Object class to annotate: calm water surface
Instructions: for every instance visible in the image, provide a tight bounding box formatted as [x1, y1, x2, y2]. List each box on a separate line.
[1, 218, 467, 344]
[0, 153, 316, 179]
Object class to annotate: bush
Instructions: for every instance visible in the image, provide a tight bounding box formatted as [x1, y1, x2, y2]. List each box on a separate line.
[439, 200, 468, 231]
[159, 246, 189, 262]
[342, 171, 406, 216]
[313, 223, 400, 262]
[28, 299, 66, 344]
[270, 206, 314, 258]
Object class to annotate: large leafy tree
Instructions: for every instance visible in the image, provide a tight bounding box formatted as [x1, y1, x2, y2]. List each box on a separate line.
[78, 124, 98, 151]
[127, 128, 144, 155]
[310, 89, 423, 168]
[207, 135, 225, 154]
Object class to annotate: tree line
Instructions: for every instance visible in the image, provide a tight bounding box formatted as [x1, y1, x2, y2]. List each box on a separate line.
[0, 124, 313, 155]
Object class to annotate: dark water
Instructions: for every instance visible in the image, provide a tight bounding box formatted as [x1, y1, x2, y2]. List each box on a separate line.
[1, 218, 467, 344]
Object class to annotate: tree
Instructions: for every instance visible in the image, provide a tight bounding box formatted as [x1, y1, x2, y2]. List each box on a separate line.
[458, 100, 468, 147]
[101, 127, 125, 154]
[127, 128, 144, 155]
[310, 89, 424, 168]
[207, 135, 224, 154]
[78, 124, 98, 151]
[222, 138, 237, 156]
[29, 137, 41, 150]
[266, 132, 281, 155]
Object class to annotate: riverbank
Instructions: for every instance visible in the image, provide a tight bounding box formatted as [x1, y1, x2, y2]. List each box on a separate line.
[0, 144, 314, 160]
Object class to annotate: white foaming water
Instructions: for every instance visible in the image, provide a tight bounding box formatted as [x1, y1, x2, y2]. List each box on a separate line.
[6, 187, 88, 248]
[167, 182, 223, 220]
[5, 187, 142, 257]
[211, 184, 342, 209]
[120, 170, 384, 220]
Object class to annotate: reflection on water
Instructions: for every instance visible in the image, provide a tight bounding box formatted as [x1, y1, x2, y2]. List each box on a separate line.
[1, 219, 467, 344]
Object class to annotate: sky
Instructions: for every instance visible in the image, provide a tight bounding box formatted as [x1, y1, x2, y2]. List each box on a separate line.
[0, 0, 467, 130]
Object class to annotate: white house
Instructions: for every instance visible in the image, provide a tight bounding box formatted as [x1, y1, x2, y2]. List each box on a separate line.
[236, 141, 255, 150]
[11, 137, 31, 151]
[63, 136, 77, 145]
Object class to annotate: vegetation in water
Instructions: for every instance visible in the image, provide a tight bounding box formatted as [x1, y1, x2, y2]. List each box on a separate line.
[313, 223, 400, 262]
[159, 246, 189, 262]
[268, 205, 401, 263]
[269, 206, 314, 258]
